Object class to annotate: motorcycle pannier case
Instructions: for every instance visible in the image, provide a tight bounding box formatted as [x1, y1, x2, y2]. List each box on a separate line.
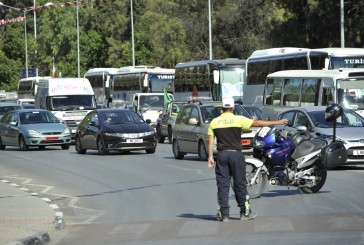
[320, 142, 347, 169]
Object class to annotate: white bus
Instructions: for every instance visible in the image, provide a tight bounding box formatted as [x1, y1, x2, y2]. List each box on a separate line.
[244, 47, 364, 107]
[260, 69, 364, 120]
[17, 77, 51, 104]
[109, 66, 175, 108]
[174, 59, 246, 102]
[84, 68, 119, 107]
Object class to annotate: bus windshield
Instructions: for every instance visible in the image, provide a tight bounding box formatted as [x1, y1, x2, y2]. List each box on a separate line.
[220, 67, 245, 102]
[149, 74, 174, 93]
[337, 79, 364, 111]
[331, 56, 364, 69]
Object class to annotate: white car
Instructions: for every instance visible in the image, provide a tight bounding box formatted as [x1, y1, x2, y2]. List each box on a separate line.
[277, 106, 364, 166]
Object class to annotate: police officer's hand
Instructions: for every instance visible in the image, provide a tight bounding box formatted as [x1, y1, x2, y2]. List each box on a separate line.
[208, 157, 215, 169]
[278, 118, 289, 125]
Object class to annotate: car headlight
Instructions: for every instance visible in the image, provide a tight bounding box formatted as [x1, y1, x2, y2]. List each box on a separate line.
[62, 128, 70, 134]
[104, 131, 155, 138]
[28, 129, 42, 136]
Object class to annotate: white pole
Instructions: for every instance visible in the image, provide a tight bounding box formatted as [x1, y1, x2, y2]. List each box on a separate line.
[208, 0, 212, 60]
[77, 2, 80, 77]
[33, 0, 36, 39]
[24, 11, 28, 78]
[131, 0, 135, 66]
[340, 0, 344, 48]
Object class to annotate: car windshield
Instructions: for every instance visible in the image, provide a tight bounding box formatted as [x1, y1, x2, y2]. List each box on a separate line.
[20, 111, 60, 124]
[139, 95, 164, 109]
[308, 110, 364, 128]
[100, 110, 145, 124]
[0, 105, 21, 115]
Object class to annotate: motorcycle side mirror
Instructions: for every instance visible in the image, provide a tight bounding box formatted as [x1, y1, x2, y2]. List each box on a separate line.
[296, 125, 307, 132]
[287, 120, 293, 127]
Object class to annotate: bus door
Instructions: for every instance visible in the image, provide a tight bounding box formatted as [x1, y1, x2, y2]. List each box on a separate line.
[319, 78, 334, 106]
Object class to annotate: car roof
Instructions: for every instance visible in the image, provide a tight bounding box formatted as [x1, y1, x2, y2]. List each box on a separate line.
[278, 106, 353, 115]
[96, 108, 134, 112]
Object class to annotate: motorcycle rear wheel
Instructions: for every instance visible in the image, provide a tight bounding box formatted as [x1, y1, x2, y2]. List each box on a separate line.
[300, 161, 327, 194]
[245, 162, 268, 198]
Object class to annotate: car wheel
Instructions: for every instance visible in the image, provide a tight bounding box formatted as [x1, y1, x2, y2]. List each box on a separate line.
[39, 145, 46, 150]
[75, 136, 86, 154]
[97, 136, 108, 155]
[198, 140, 208, 161]
[172, 139, 184, 160]
[19, 135, 29, 151]
[0, 137, 5, 150]
[168, 127, 173, 144]
[156, 125, 165, 143]
[146, 148, 156, 154]
[61, 144, 70, 150]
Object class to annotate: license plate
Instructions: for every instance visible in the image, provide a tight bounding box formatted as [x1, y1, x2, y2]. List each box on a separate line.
[241, 139, 251, 145]
[353, 150, 364, 155]
[126, 139, 143, 143]
[45, 136, 60, 141]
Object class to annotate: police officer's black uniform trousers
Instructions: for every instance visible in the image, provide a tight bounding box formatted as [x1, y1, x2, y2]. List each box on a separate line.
[215, 150, 247, 217]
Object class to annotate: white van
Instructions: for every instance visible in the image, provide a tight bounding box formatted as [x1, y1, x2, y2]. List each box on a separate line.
[35, 78, 97, 138]
[132, 92, 174, 128]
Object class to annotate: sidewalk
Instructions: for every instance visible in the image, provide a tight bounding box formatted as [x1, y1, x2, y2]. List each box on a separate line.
[0, 179, 61, 245]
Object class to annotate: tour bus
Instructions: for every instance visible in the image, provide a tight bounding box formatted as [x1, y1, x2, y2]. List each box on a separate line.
[84, 68, 119, 107]
[260, 69, 364, 120]
[17, 76, 50, 104]
[244, 47, 364, 107]
[174, 59, 246, 102]
[109, 66, 175, 108]
[35, 77, 97, 139]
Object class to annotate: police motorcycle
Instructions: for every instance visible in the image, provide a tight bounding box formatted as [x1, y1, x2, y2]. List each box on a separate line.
[245, 104, 348, 198]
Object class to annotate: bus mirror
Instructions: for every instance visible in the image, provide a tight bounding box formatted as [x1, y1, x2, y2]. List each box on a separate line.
[143, 74, 149, 87]
[324, 58, 330, 69]
[105, 76, 110, 88]
[213, 70, 219, 84]
[322, 79, 334, 88]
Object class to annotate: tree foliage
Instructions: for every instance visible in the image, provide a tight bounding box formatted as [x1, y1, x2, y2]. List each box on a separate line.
[1, 0, 364, 91]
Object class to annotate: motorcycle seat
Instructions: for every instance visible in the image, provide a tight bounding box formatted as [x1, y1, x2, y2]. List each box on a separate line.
[292, 139, 326, 159]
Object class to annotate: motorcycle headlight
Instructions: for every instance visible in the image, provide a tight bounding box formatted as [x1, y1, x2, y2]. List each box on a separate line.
[254, 138, 265, 148]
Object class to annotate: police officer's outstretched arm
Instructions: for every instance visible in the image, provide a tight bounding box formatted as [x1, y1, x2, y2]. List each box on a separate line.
[251, 118, 288, 127]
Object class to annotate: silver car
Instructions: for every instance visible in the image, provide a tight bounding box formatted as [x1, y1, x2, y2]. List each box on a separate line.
[277, 106, 364, 165]
[156, 101, 187, 144]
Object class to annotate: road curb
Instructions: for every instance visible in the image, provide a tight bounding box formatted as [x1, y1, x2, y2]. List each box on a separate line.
[1, 179, 65, 245]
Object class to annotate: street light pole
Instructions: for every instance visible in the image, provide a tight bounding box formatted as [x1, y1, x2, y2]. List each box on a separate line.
[208, 0, 212, 60]
[131, 0, 135, 66]
[24, 10, 28, 78]
[77, 1, 80, 77]
[340, 0, 345, 48]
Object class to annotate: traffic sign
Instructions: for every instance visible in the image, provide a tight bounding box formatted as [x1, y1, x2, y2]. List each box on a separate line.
[20, 68, 38, 78]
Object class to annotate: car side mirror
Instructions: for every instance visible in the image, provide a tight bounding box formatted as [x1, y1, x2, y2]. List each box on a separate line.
[89, 121, 98, 126]
[146, 119, 152, 124]
[9, 121, 17, 126]
[189, 118, 198, 125]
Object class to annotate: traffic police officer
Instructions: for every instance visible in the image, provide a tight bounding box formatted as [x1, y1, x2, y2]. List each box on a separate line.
[208, 97, 288, 221]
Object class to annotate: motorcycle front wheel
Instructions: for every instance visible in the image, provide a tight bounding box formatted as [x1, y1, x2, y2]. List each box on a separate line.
[300, 160, 327, 194]
[245, 162, 268, 198]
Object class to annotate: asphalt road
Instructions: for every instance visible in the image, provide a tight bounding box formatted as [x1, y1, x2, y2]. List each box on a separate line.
[0, 143, 363, 245]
